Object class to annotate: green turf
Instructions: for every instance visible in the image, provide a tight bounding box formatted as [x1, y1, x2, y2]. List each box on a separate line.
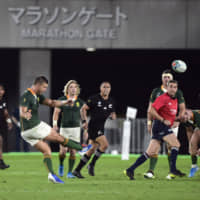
[0, 153, 199, 200]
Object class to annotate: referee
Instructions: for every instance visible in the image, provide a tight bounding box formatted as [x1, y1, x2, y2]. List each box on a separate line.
[73, 81, 116, 178]
[0, 84, 12, 169]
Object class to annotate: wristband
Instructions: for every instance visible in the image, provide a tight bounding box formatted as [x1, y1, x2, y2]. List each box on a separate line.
[6, 118, 12, 123]
[53, 120, 57, 126]
[147, 120, 152, 125]
[82, 120, 86, 124]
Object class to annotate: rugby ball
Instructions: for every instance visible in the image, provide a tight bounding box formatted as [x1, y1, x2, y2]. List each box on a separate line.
[172, 60, 187, 73]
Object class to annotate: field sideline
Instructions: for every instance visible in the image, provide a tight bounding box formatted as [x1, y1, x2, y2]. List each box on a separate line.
[0, 153, 199, 200]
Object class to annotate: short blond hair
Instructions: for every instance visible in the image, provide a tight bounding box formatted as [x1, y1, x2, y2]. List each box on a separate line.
[63, 80, 80, 96]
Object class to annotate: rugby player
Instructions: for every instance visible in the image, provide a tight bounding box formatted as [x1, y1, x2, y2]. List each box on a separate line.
[144, 69, 186, 178]
[20, 76, 89, 184]
[181, 109, 200, 177]
[125, 80, 181, 180]
[72, 82, 116, 178]
[0, 84, 12, 169]
[53, 80, 85, 178]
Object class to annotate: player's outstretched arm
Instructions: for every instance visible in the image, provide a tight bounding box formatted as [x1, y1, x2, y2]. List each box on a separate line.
[42, 98, 73, 107]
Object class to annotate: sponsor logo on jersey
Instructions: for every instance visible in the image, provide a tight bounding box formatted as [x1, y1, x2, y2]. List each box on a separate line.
[76, 102, 80, 107]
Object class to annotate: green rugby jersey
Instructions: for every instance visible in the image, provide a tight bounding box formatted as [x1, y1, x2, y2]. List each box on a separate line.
[58, 96, 84, 128]
[150, 85, 185, 104]
[184, 110, 200, 129]
[20, 88, 46, 131]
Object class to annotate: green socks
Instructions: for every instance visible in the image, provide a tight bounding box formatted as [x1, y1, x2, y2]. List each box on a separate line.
[149, 156, 158, 171]
[68, 155, 76, 173]
[191, 155, 197, 166]
[59, 154, 66, 166]
[62, 139, 82, 150]
[43, 156, 54, 174]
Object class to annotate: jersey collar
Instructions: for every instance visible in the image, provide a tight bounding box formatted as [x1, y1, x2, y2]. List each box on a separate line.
[66, 95, 77, 101]
[161, 85, 167, 93]
[27, 88, 37, 98]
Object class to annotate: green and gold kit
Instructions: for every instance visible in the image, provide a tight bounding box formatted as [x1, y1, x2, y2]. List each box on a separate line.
[58, 96, 84, 128]
[20, 88, 45, 131]
[150, 85, 185, 104]
[184, 110, 200, 129]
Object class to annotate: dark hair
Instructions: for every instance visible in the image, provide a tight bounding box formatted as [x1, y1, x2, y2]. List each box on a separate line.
[34, 76, 48, 85]
[0, 83, 5, 90]
[162, 69, 173, 75]
[168, 80, 178, 86]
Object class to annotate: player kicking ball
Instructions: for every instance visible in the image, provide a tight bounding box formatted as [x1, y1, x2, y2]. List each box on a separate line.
[124, 80, 181, 180]
[20, 76, 91, 184]
[181, 109, 200, 177]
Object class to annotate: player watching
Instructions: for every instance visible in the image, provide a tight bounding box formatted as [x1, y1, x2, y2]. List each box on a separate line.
[0, 84, 12, 169]
[144, 69, 186, 179]
[72, 82, 116, 178]
[53, 80, 85, 178]
[20, 76, 91, 183]
[125, 80, 182, 180]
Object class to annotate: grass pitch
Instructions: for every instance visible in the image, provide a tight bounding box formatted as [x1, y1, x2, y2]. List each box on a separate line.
[0, 153, 199, 200]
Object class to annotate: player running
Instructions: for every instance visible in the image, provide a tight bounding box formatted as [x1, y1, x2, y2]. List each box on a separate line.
[20, 76, 90, 184]
[72, 82, 116, 178]
[144, 69, 186, 179]
[53, 80, 85, 178]
[181, 109, 200, 177]
[0, 84, 12, 169]
[124, 80, 181, 180]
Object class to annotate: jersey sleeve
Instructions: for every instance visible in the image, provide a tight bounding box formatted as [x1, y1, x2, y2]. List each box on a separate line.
[86, 96, 96, 109]
[20, 94, 30, 108]
[177, 89, 185, 104]
[38, 94, 46, 104]
[149, 88, 158, 103]
[152, 95, 165, 111]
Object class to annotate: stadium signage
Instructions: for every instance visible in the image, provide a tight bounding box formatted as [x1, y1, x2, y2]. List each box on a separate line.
[8, 6, 128, 40]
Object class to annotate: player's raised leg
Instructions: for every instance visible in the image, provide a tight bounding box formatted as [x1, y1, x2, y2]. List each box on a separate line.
[44, 129, 82, 150]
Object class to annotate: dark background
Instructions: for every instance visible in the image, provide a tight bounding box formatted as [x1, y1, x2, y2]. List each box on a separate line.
[1, 49, 200, 154]
[51, 49, 200, 117]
